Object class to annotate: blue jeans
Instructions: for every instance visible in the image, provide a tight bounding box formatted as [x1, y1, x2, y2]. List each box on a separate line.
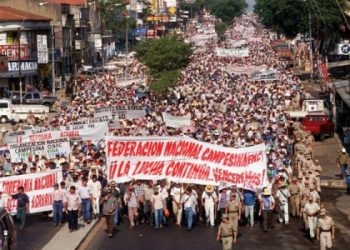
[114, 206, 119, 225]
[185, 207, 194, 230]
[82, 198, 91, 222]
[17, 207, 26, 230]
[53, 200, 63, 224]
[245, 205, 254, 226]
[154, 209, 163, 228]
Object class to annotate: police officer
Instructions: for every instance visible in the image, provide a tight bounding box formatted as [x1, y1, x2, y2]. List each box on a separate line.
[304, 195, 320, 241]
[317, 208, 335, 250]
[227, 193, 241, 233]
[313, 159, 322, 193]
[217, 214, 236, 250]
[289, 177, 301, 217]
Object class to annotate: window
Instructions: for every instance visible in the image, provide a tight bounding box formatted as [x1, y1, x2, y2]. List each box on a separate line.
[0, 102, 8, 108]
[33, 93, 40, 99]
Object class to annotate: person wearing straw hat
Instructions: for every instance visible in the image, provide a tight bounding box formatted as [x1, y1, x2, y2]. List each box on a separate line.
[276, 181, 290, 225]
[216, 214, 236, 250]
[259, 187, 275, 232]
[317, 208, 335, 250]
[202, 185, 217, 227]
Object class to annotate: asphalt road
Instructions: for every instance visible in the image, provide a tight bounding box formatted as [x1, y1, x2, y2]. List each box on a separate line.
[84, 188, 350, 250]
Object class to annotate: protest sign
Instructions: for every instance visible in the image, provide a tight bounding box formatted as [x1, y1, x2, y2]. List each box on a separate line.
[0, 169, 62, 214]
[71, 116, 120, 130]
[8, 138, 71, 161]
[94, 105, 145, 120]
[4, 122, 108, 144]
[216, 48, 249, 57]
[106, 136, 267, 190]
[229, 40, 247, 48]
[162, 113, 191, 128]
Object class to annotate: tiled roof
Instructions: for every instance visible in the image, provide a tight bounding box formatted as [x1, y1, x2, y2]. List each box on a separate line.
[0, 6, 51, 21]
[48, 0, 86, 6]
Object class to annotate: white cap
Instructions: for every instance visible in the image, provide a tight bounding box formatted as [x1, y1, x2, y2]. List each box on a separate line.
[342, 148, 346, 153]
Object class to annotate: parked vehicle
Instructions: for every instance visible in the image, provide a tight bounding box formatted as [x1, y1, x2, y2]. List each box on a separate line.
[302, 113, 335, 141]
[10, 92, 56, 106]
[0, 99, 49, 123]
[77, 69, 98, 81]
[0, 209, 16, 250]
[287, 99, 330, 119]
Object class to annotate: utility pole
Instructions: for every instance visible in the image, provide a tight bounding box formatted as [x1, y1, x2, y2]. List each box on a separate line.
[309, 12, 313, 84]
[125, 12, 128, 81]
[18, 28, 22, 106]
[51, 26, 55, 95]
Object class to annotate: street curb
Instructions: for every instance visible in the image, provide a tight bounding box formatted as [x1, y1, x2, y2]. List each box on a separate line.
[321, 179, 346, 189]
[75, 218, 104, 250]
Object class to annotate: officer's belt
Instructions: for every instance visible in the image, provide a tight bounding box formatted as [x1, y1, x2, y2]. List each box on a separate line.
[321, 229, 331, 233]
[221, 235, 233, 238]
[228, 211, 238, 213]
[291, 193, 299, 196]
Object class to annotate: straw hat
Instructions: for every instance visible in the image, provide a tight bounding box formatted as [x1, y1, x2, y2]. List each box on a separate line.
[262, 189, 271, 196]
[205, 185, 214, 193]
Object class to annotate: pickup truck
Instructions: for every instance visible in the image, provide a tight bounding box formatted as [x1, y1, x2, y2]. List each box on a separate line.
[10, 91, 56, 106]
[0, 99, 49, 123]
[287, 99, 330, 120]
[302, 113, 335, 141]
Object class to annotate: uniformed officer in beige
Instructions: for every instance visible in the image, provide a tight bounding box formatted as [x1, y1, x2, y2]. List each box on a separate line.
[217, 214, 236, 250]
[304, 195, 320, 240]
[289, 177, 301, 217]
[317, 208, 335, 250]
[227, 193, 241, 233]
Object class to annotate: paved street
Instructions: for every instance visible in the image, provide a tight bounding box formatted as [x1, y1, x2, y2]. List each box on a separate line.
[83, 188, 350, 250]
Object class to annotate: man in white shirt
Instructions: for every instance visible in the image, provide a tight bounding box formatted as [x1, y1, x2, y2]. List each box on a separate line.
[202, 185, 217, 227]
[181, 187, 197, 231]
[88, 175, 102, 219]
[65, 186, 81, 232]
[52, 182, 67, 226]
[276, 182, 291, 225]
[79, 178, 93, 224]
[304, 195, 320, 241]
[152, 187, 164, 229]
[170, 183, 183, 226]
[0, 188, 8, 211]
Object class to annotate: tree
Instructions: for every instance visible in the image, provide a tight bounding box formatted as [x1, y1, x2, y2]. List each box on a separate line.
[255, 0, 347, 39]
[136, 35, 192, 75]
[136, 36, 192, 94]
[208, 0, 247, 24]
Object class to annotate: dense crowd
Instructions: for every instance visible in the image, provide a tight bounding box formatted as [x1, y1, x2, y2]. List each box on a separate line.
[0, 12, 346, 250]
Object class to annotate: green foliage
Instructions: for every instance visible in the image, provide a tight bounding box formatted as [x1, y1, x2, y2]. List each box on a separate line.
[136, 35, 193, 75]
[255, 0, 347, 39]
[208, 0, 247, 24]
[150, 70, 180, 94]
[215, 22, 228, 41]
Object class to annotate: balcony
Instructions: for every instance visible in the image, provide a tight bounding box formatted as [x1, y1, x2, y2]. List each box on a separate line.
[74, 19, 89, 28]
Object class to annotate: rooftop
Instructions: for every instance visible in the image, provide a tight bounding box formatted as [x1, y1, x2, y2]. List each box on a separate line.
[47, 0, 86, 5]
[0, 6, 51, 22]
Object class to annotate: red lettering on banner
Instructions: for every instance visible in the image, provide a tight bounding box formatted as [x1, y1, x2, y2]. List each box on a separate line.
[34, 173, 57, 190]
[132, 161, 164, 176]
[202, 149, 263, 167]
[164, 141, 202, 159]
[31, 193, 53, 209]
[60, 131, 80, 138]
[29, 133, 52, 142]
[109, 161, 130, 178]
[107, 141, 163, 157]
[2, 179, 33, 194]
[165, 161, 210, 180]
[6, 198, 17, 213]
[213, 169, 262, 187]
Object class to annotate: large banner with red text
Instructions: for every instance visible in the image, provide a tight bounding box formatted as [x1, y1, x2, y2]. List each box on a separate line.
[106, 136, 267, 190]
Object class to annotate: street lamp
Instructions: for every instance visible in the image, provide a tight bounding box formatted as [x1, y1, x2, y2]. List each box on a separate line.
[38, 2, 56, 95]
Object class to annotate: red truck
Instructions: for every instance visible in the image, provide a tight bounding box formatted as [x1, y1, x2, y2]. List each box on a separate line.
[302, 113, 335, 141]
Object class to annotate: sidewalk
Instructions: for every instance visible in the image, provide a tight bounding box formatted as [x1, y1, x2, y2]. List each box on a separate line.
[42, 219, 98, 250]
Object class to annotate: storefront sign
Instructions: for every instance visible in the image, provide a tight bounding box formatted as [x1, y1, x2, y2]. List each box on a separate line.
[8, 60, 38, 73]
[0, 45, 31, 60]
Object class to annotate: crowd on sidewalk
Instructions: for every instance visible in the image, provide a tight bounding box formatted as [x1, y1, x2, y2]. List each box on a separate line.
[0, 11, 347, 250]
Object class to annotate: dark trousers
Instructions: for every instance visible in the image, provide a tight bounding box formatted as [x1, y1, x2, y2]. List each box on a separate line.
[105, 214, 114, 234]
[53, 200, 63, 224]
[67, 210, 78, 230]
[262, 210, 273, 231]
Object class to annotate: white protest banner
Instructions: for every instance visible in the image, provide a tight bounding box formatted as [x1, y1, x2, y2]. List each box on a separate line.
[8, 138, 71, 161]
[216, 48, 249, 57]
[162, 113, 191, 128]
[106, 136, 267, 190]
[94, 105, 145, 120]
[0, 169, 62, 214]
[70, 116, 120, 130]
[4, 122, 108, 144]
[229, 40, 247, 48]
